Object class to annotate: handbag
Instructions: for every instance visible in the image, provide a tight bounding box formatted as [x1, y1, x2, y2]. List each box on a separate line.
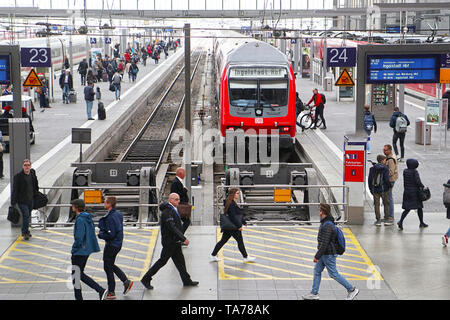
[418, 186, 431, 202]
[219, 213, 237, 231]
[109, 83, 115, 92]
[7, 206, 20, 224]
[33, 192, 49, 209]
[177, 202, 192, 219]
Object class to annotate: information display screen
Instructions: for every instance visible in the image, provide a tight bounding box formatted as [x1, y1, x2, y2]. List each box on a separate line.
[367, 54, 440, 84]
[229, 67, 287, 78]
[0, 54, 11, 84]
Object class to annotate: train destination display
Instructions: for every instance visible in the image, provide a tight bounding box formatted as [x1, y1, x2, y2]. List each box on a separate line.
[0, 55, 11, 84]
[367, 54, 440, 84]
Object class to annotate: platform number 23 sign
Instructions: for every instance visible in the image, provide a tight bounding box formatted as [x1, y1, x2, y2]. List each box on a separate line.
[21, 47, 52, 68]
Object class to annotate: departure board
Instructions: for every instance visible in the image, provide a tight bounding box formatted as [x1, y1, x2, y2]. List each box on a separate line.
[0, 55, 10, 84]
[367, 54, 440, 84]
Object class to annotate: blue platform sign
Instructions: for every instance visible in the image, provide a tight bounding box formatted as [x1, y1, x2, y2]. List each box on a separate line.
[21, 47, 52, 68]
[105, 37, 111, 44]
[90, 37, 97, 44]
[0, 55, 11, 84]
[441, 53, 450, 68]
[367, 54, 440, 84]
[327, 47, 356, 67]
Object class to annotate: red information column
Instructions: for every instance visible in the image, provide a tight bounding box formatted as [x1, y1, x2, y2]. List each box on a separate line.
[343, 138, 366, 225]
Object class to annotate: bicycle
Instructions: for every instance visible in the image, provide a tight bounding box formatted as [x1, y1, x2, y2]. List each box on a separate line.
[297, 104, 323, 130]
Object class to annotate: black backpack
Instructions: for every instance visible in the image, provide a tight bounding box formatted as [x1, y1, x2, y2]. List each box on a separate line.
[320, 93, 326, 104]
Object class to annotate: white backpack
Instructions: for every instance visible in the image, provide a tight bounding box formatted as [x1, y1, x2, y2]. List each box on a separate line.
[395, 115, 408, 133]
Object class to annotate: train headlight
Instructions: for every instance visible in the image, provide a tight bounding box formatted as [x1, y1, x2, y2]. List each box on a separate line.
[255, 109, 262, 116]
[281, 126, 290, 132]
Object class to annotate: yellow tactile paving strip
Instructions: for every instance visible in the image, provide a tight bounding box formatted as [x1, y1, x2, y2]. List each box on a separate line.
[217, 226, 383, 281]
[0, 228, 158, 285]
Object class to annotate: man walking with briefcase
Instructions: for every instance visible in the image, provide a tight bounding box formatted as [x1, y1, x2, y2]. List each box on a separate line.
[170, 167, 192, 234]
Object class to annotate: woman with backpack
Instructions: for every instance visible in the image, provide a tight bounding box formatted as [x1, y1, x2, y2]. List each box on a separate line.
[302, 203, 359, 301]
[397, 159, 429, 230]
[363, 105, 377, 154]
[442, 179, 450, 247]
[209, 188, 256, 263]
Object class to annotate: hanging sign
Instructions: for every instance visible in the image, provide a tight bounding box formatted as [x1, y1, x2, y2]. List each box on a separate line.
[23, 69, 43, 87]
[335, 68, 355, 86]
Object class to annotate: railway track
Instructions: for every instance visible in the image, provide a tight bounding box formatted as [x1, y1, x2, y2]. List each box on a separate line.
[119, 51, 203, 170]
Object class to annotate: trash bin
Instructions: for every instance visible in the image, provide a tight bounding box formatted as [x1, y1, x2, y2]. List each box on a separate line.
[324, 77, 332, 91]
[415, 117, 431, 145]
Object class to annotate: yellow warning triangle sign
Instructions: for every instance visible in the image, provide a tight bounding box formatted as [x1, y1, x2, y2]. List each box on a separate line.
[335, 68, 355, 87]
[23, 69, 43, 87]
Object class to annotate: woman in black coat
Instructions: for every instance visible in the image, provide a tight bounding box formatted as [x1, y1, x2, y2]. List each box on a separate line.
[397, 159, 428, 230]
[210, 188, 255, 263]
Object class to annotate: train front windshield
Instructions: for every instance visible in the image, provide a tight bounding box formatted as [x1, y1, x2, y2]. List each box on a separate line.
[229, 80, 288, 108]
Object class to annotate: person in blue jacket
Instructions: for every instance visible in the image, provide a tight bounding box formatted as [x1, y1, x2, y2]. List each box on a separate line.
[71, 199, 107, 300]
[210, 188, 256, 263]
[98, 196, 133, 300]
[368, 155, 392, 226]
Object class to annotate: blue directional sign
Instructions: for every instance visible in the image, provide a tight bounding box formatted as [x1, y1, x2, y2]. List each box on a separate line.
[90, 37, 97, 44]
[291, 39, 297, 44]
[327, 47, 356, 67]
[105, 37, 111, 44]
[367, 54, 440, 84]
[304, 38, 310, 44]
[0, 55, 11, 84]
[21, 47, 52, 68]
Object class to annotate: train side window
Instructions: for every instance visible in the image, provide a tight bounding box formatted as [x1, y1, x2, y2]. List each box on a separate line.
[229, 80, 258, 107]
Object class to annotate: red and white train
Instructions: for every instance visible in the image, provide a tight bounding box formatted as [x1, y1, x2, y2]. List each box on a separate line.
[214, 31, 297, 149]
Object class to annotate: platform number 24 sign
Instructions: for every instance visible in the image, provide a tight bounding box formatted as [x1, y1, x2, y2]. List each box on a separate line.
[326, 47, 356, 68]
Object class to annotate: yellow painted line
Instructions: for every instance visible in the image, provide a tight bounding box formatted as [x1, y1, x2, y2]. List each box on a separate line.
[293, 226, 319, 233]
[16, 240, 143, 272]
[222, 255, 314, 279]
[139, 228, 159, 278]
[268, 227, 359, 250]
[227, 243, 370, 273]
[267, 227, 318, 238]
[222, 264, 273, 279]
[0, 236, 21, 265]
[344, 227, 384, 281]
[123, 231, 152, 239]
[223, 248, 367, 280]
[0, 265, 67, 282]
[244, 228, 318, 245]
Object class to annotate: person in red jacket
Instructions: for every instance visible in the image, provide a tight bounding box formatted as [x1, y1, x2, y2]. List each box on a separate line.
[306, 88, 327, 130]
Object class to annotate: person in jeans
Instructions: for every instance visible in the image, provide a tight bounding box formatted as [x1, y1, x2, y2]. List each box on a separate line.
[389, 107, 410, 162]
[302, 203, 359, 300]
[111, 71, 122, 101]
[59, 69, 73, 104]
[368, 155, 392, 226]
[397, 159, 428, 230]
[383, 144, 398, 224]
[84, 81, 95, 120]
[71, 199, 107, 300]
[210, 188, 256, 263]
[98, 196, 133, 300]
[11, 159, 39, 240]
[141, 193, 199, 290]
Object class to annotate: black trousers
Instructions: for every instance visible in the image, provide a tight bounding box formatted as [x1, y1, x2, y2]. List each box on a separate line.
[181, 217, 191, 234]
[399, 208, 424, 224]
[103, 245, 128, 293]
[80, 73, 86, 86]
[314, 104, 326, 128]
[211, 230, 248, 258]
[0, 151, 3, 176]
[392, 132, 406, 158]
[71, 255, 104, 300]
[141, 243, 191, 285]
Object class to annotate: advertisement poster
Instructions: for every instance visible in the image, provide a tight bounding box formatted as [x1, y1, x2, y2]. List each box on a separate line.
[425, 99, 441, 125]
[301, 48, 310, 78]
[344, 150, 365, 183]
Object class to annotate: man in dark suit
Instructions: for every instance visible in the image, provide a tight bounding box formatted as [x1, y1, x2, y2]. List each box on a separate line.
[140, 193, 199, 290]
[170, 167, 190, 233]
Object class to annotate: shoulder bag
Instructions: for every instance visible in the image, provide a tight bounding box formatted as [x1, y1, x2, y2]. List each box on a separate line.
[7, 206, 20, 224]
[177, 202, 192, 219]
[418, 186, 431, 202]
[219, 213, 237, 231]
[33, 192, 49, 209]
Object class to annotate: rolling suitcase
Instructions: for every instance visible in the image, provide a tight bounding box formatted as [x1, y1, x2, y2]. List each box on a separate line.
[68, 89, 77, 103]
[98, 101, 106, 120]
